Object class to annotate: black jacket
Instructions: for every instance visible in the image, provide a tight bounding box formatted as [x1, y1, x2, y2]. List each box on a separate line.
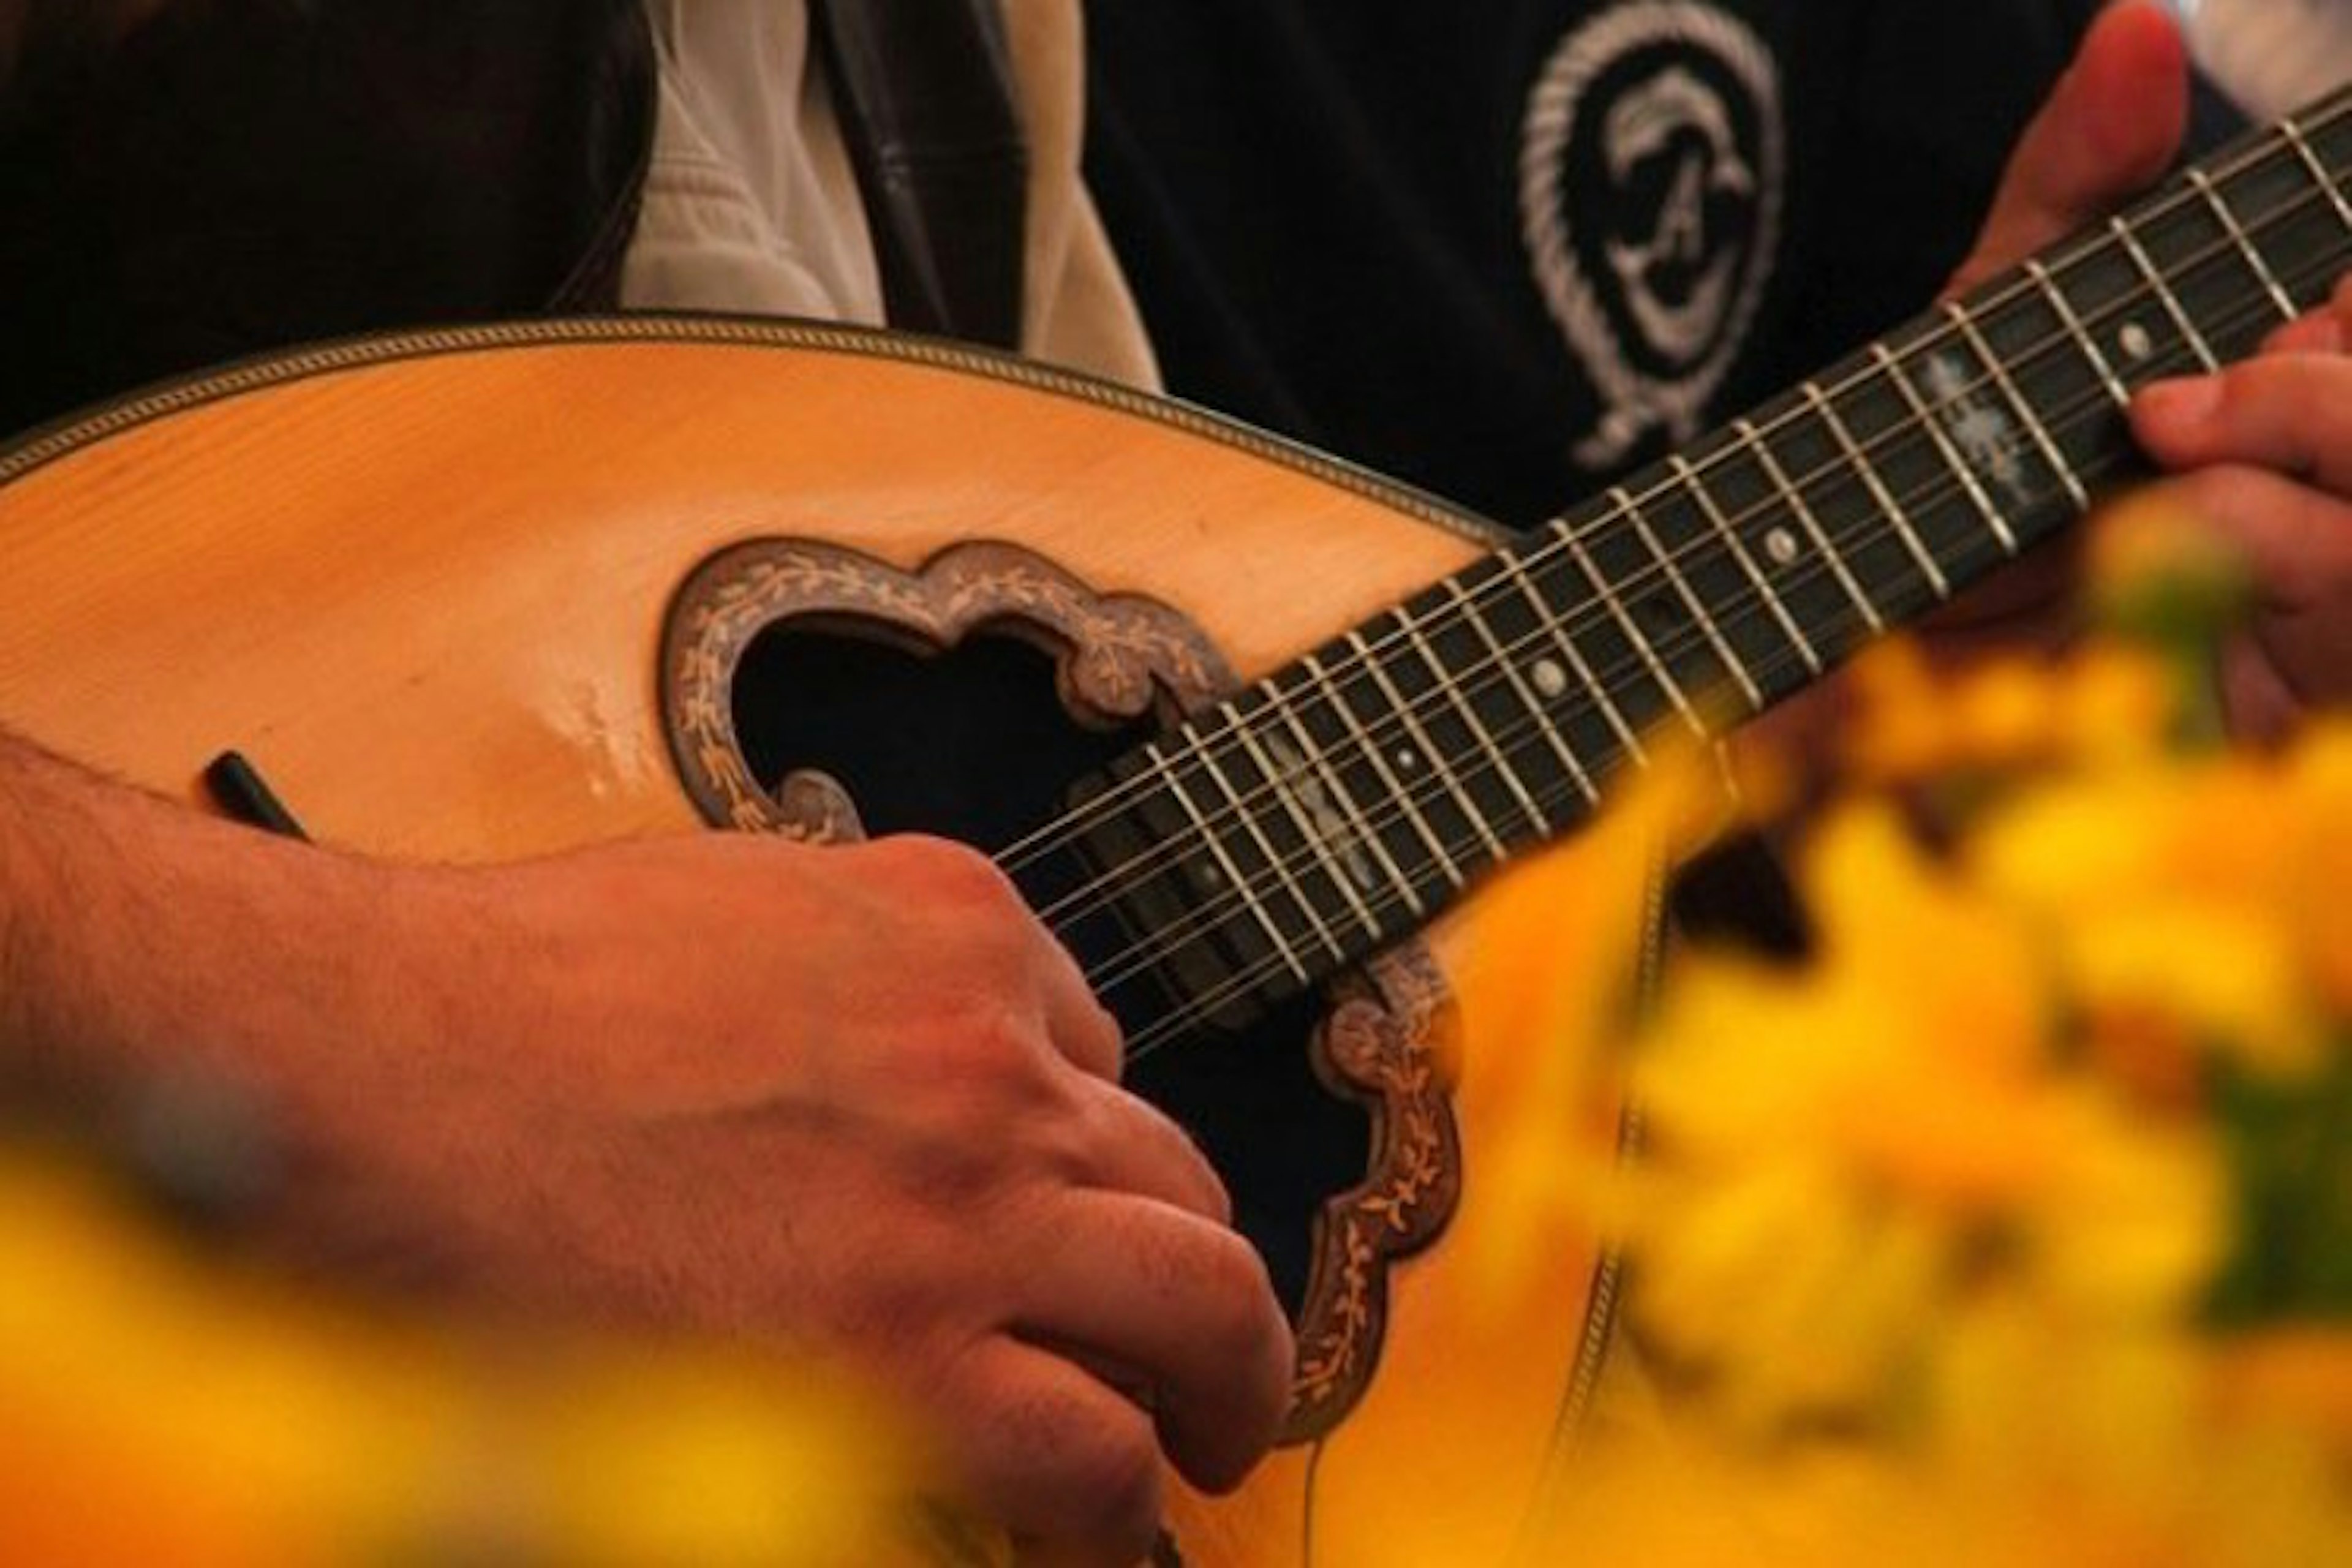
[0, 0, 654, 439]
[1085, 0, 2244, 529]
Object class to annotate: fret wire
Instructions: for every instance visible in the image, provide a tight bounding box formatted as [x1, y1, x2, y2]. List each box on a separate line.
[1151, 750, 1311, 982]
[2189, 166, 2299, 322]
[2109, 214, 2217, 371]
[1561, 527, 1705, 736]
[1229, 688, 1390, 938]
[1110, 256, 2352, 1030]
[1800, 381, 1948, 600]
[1191, 722, 1349, 962]
[2282, 114, 2352, 236]
[1869, 343, 2018, 557]
[1009, 129, 2352, 917]
[1669, 453, 1822, 675]
[1346, 626, 1509, 861]
[1613, 484, 1761, 710]
[1733, 416, 1885, 632]
[1942, 300, 2089, 510]
[1441, 577, 1597, 805]
[1010, 116, 2342, 883]
[1115, 236, 2352, 1053]
[1254, 673, 1425, 922]
[1119, 268, 2333, 968]
[1494, 548, 1643, 767]
[2024, 258, 2131, 410]
[1138, 334, 2201, 1048]
[1251, 236, 2352, 930]
[1395, 606, 1552, 834]
[1302, 649, 1461, 892]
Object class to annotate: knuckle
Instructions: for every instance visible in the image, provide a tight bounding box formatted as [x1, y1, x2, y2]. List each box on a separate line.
[887, 837, 1058, 989]
[1020, 1077, 1109, 1184]
[955, 1004, 1061, 1110]
[1195, 1230, 1284, 1359]
[1065, 996, 1126, 1081]
[897, 834, 1021, 912]
[931, 989, 1031, 1065]
[1145, 1102, 1229, 1222]
[856, 1028, 1055, 1205]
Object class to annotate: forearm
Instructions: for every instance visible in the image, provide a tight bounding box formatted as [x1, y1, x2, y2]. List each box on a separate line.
[0, 735, 1298, 1556]
[0, 728, 451, 1115]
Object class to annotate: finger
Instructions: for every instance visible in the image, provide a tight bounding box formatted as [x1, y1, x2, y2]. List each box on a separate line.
[2261, 310, 2345, 358]
[2217, 635, 2306, 748]
[1031, 930, 1125, 1082]
[933, 1336, 1167, 1566]
[1065, 1072, 1233, 1226]
[900, 826, 1121, 1082]
[1010, 1191, 1292, 1495]
[2260, 271, 2352, 355]
[2155, 467, 2352, 736]
[872, 827, 1122, 1081]
[1917, 532, 2084, 648]
[2155, 466, 2352, 608]
[1948, 1, 2185, 295]
[2133, 358, 2352, 493]
[2103, 467, 2352, 739]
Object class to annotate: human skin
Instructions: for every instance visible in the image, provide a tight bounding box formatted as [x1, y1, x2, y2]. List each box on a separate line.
[3, 5, 2348, 1566]
[0, 733, 1292, 1566]
[1751, 1, 2352, 776]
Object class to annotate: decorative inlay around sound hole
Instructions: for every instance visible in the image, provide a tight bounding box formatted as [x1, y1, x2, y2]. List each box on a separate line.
[660, 535, 1461, 1436]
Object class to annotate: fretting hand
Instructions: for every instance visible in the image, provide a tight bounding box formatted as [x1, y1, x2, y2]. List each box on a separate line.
[1747, 2, 2352, 779]
[1932, 0, 2352, 737]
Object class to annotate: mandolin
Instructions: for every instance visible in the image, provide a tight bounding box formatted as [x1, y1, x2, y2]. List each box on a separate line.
[2, 91, 2348, 1566]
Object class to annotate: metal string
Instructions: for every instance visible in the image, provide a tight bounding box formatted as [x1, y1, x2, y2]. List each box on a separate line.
[1109, 247, 2349, 1060]
[988, 92, 2352, 892]
[912, 106, 2352, 1052]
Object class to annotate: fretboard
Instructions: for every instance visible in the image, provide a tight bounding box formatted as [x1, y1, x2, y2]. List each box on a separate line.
[1018, 89, 2352, 1052]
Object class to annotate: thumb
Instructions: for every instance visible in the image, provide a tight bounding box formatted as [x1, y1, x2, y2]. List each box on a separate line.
[1948, 0, 2189, 297]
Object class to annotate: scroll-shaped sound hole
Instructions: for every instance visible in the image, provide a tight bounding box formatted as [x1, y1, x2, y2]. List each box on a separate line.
[733, 626, 1145, 847]
[664, 538, 1459, 1438]
[725, 618, 1370, 1324]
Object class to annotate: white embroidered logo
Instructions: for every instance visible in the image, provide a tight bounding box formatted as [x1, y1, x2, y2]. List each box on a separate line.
[1521, 2, 1785, 470]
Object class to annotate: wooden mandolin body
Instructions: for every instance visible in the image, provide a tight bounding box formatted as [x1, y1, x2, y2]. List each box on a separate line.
[0, 321, 1631, 1565]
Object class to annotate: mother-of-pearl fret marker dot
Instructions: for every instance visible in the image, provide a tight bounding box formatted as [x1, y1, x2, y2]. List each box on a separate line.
[1765, 527, 1800, 567]
[1396, 747, 1420, 772]
[2119, 321, 2154, 362]
[1531, 659, 1569, 701]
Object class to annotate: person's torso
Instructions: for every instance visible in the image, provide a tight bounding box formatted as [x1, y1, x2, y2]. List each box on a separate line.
[1085, 0, 2109, 528]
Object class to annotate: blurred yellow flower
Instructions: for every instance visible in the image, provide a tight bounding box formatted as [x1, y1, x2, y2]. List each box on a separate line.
[2285, 731, 2352, 1013]
[1972, 755, 2326, 1078]
[1472, 580, 2352, 1562]
[1458, 745, 1695, 1305]
[1839, 642, 2174, 788]
[0, 1156, 920, 1566]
